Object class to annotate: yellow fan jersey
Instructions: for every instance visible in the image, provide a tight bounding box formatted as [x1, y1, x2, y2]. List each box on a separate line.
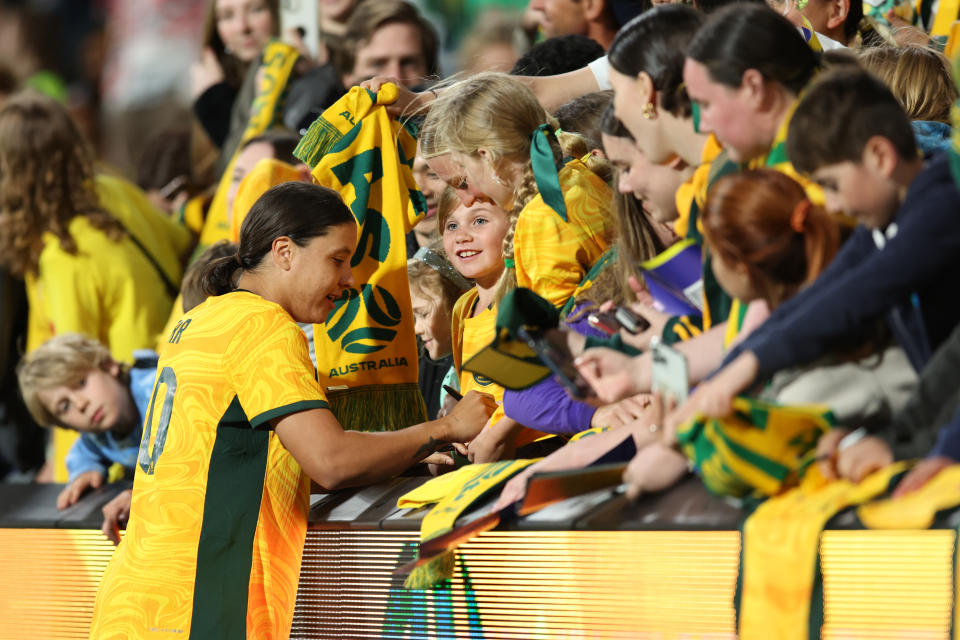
[513, 158, 613, 310]
[89, 291, 328, 640]
[451, 289, 544, 447]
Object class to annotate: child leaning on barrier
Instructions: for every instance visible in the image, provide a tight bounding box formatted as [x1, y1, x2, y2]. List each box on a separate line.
[17, 334, 157, 511]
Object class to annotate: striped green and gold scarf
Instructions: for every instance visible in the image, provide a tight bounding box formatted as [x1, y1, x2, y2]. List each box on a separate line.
[294, 83, 427, 430]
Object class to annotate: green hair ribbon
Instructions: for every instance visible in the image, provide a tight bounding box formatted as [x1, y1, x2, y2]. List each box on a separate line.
[504, 258, 516, 269]
[530, 123, 568, 221]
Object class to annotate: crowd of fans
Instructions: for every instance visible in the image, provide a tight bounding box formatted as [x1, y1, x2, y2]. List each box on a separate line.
[1, 0, 960, 635]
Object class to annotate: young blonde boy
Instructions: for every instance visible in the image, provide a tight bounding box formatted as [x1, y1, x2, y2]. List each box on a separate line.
[18, 334, 157, 510]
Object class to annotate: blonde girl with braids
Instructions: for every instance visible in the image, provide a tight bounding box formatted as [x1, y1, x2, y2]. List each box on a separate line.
[0, 91, 191, 481]
[419, 72, 615, 312]
[437, 186, 555, 463]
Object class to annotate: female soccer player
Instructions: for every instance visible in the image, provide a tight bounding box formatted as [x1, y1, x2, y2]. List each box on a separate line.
[89, 182, 495, 640]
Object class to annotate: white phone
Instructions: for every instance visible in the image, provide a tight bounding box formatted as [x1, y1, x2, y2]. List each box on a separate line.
[280, 0, 320, 59]
[650, 336, 689, 404]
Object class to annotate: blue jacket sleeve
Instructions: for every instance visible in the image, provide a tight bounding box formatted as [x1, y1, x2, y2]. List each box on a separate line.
[930, 406, 960, 461]
[503, 376, 597, 435]
[727, 159, 960, 380]
[65, 434, 110, 481]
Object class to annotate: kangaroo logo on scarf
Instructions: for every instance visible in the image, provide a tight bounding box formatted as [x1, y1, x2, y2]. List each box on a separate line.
[295, 84, 423, 389]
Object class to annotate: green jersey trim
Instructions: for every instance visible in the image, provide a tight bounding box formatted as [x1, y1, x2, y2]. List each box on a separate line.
[249, 399, 330, 429]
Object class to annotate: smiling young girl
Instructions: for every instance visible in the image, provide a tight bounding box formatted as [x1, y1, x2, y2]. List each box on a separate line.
[88, 182, 495, 640]
[440, 195, 551, 462]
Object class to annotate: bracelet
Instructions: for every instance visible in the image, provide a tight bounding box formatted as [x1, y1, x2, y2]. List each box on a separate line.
[428, 88, 438, 100]
[837, 427, 868, 452]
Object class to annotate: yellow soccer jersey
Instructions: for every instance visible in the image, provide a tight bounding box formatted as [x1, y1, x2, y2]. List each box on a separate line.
[513, 158, 613, 310]
[451, 290, 544, 447]
[89, 291, 328, 640]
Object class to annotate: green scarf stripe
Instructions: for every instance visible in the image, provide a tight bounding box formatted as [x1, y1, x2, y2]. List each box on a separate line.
[189, 396, 269, 639]
[765, 141, 789, 168]
[712, 421, 792, 480]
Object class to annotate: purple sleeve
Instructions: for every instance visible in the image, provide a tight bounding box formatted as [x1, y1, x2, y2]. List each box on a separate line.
[501, 303, 603, 434]
[503, 376, 597, 434]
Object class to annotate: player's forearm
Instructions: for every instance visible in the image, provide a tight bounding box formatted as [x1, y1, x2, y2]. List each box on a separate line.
[307, 418, 453, 491]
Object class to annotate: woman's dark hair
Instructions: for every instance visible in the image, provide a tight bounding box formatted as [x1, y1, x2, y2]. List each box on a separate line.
[608, 4, 703, 118]
[687, 3, 818, 97]
[198, 181, 355, 296]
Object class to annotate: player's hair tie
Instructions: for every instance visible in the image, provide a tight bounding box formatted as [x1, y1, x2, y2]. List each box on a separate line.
[791, 199, 811, 233]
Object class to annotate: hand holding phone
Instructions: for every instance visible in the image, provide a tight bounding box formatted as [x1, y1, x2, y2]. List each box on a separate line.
[650, 337, 689, 404]
[587, 311, 621, 336]
[614, 306, 651, 335]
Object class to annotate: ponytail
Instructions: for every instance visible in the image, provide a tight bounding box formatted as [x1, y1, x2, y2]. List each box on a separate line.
[701, 170, 840, 308]
[196, 254, 243, 299]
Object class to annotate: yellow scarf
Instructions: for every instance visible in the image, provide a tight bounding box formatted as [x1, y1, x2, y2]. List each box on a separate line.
[229, 158, 304, 242]
[294, 83, 426, 430]
[739, 463, 910, 639]
[399, 459, 539, 589]
[676, 396, 834, 499]
[195, 41, 300, 256]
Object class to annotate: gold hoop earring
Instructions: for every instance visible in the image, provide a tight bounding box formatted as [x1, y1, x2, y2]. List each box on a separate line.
[642, 102, 656, 120]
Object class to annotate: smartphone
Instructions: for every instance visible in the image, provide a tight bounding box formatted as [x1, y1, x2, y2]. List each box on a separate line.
[650, 336, 689, 404]
[516, 327, 595, 399]
[587, 311, 621, 336]
[614, 306, 651, 335]
[280, 0, 319, 59]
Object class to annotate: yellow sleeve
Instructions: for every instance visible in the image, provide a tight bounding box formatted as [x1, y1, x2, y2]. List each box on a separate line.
[514, 203, 589, 308]
[225, 309, 328, 427]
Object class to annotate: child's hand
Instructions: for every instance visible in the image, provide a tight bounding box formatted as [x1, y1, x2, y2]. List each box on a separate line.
[590, 393, 652, 429]
[467, 417, 520, 464]
[101, 489, 132, 545]
[622, 442, 690, 500]
[815, 428, 849, 480]
[662, 351, 758, 441]
[492, 462, 542, 511]
[57, 470, 105, 510]
[575, 348, 643, 404]
[893, 456, 954, 498]
[836, 435, 893, 483]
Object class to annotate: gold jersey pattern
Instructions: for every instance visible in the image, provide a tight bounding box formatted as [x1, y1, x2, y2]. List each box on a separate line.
[89, 291, 328, 640]
[513, 158, 613, 310]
